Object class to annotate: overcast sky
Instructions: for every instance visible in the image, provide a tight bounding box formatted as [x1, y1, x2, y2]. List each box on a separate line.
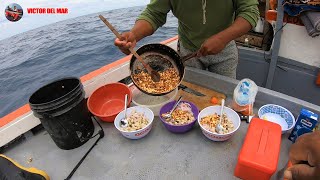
[0, 0, 149, 40]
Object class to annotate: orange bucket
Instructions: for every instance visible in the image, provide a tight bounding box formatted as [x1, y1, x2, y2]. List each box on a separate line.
[87, 83, 132, 122]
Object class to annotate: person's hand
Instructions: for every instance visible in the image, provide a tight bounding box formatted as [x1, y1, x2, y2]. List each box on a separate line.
[284, 131, 320, 180]
[197, 35, 228, 57]
[114, 31, 137, 55]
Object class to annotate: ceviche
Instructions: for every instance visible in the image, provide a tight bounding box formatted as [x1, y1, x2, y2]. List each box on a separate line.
[200, 113, 234, 134]
[121, 111, 149, 132]
[161, 102, 195, 125]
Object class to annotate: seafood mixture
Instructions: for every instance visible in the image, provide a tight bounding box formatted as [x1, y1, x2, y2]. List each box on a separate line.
[132, 68, 180, 94]
[162, 102, 195, 125]
[121, 111, 149, 132]
[200, 113, 234, 134]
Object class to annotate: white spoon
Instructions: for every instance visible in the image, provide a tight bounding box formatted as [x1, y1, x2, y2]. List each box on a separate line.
[120, 94, 128, 128]
[216, 99, 225, 134]
[163, 96, 183, 119]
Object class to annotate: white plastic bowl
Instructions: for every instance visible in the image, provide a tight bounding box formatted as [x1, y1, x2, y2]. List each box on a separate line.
[198, 106, 241, 141]
[258, 104, 295, 134]
[131, 86, 178, 116]
[114, 106, 154, 140]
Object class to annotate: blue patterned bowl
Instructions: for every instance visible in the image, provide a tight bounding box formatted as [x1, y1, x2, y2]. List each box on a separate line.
[258, 104, 295, 134]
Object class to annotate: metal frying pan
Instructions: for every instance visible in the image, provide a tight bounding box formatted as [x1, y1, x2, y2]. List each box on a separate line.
[129, 43, 197, 96]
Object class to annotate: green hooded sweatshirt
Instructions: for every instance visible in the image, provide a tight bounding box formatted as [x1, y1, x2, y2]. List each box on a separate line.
[137, 0, 260, 51]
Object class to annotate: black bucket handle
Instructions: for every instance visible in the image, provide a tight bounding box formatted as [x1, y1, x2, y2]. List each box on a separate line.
[64, 114, 104, 180]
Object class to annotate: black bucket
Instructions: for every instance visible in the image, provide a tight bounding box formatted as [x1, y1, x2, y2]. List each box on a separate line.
[29, 78, 94, 150]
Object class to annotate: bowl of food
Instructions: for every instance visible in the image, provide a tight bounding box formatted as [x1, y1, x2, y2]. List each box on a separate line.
[131, 86, 178, 116]
[198, 106, 241, 141]
[114, 106, 154, 139]
[87, 83, 132, 122]
[258, 104, 295, 134]
[159, 100, 199, 133]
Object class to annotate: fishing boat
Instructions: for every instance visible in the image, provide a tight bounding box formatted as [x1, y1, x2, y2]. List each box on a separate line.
[1, 34, 319, 179]
[1, 0, 320, 179]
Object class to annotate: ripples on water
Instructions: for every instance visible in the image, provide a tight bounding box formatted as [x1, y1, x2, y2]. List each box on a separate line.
[0, 6, 178, 117]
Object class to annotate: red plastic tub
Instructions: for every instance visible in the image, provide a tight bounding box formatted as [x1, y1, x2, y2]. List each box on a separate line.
[234, 118, 282, 180]
[87, 83, 132, 122]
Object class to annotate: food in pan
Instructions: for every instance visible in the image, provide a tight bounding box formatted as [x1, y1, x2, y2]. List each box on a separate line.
[132, 68, 180, 94]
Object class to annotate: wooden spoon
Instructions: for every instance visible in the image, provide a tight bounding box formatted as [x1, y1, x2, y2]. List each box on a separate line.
[99, 15, 161, 82]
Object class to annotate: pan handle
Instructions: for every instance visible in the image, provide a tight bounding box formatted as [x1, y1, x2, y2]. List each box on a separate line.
[181, 52, 197, 62]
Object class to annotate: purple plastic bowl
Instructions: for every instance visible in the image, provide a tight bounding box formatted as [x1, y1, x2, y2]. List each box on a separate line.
[159, 100, 199, 133]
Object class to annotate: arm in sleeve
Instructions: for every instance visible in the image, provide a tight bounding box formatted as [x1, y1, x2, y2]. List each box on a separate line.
[234, 0, 260, 28]
[137, 0, 171, 31]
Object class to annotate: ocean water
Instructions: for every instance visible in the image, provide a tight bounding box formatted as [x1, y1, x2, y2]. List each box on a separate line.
[0, 6, 178, 118]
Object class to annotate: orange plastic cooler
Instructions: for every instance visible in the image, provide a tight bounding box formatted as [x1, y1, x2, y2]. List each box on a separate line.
[234, 118, 282, 180]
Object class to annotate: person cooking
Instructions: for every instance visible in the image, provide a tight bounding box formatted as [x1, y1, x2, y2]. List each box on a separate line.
[114, 0, 260, 78]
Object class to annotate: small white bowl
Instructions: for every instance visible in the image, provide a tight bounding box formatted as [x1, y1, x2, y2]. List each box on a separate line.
[198, 106, 241, 141]
[114, 106, 154, 140]
[131, 86, 178, 116]
[258, 104, 295, 134]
